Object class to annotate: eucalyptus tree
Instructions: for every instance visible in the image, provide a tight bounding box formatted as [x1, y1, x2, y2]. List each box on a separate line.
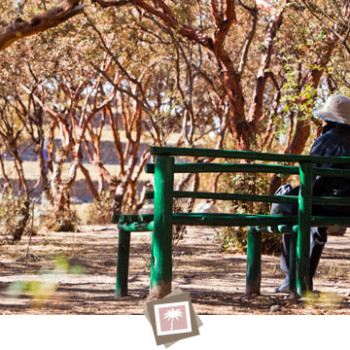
[3, 1, 350, 154]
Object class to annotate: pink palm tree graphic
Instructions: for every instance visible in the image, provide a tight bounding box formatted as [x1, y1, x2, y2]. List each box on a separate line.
[163, 307, 183, 332]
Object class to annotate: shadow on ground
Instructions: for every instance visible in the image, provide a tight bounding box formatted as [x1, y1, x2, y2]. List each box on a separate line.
[1, 225, 350, 315]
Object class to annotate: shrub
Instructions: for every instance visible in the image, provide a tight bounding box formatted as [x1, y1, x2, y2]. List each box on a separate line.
[215, 172, 282, 255]
[86, 191, 114, 224]
[0, 190, 32, 242]
[42, 206, 79, 232]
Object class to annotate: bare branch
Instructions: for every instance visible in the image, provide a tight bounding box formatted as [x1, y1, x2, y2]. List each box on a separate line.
[210, 0, 222, 26]
[91, 0, 130, 7]
[238, 5, 258, 74]
[213, 0, 236, 51]
[247, 5, 285, 126]
[237, 0, 257, 13]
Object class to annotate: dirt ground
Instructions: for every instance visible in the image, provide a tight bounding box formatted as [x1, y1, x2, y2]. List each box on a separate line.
[1, 225, 350, 315]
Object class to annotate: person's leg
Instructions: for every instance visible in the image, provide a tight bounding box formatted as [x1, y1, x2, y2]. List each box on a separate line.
[309, 227, 327, 282]
[275, 234, 290, 292]
[280, 233, 290, 273]
[273, 188, 299, 292]
[276, 226, 327, 292]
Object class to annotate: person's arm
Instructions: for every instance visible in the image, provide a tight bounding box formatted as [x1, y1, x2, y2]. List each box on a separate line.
[310, 133, 332, 195]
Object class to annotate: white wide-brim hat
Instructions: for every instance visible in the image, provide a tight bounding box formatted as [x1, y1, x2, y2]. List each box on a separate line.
[315, 94, 350, 125]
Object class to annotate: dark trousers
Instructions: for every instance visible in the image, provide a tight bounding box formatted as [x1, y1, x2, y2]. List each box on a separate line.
[280, 227, 327, 280]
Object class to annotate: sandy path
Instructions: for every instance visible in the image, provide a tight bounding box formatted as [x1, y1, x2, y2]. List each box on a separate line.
[1, 225, 349, 315]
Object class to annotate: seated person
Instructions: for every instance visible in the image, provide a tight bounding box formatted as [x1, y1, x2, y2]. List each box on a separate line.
[276, 94, 350, 292]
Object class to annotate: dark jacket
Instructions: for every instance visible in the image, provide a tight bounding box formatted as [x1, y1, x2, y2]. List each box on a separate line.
[311, 123, 350, 214]
[271, 123, 350, 216]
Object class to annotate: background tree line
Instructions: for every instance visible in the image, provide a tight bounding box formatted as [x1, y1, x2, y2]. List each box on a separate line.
[1, 0, 350, 242]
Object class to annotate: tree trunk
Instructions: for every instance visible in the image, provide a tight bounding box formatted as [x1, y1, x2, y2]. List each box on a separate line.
[11, 149, 31, 242]
[35, 141, 51, 203]
[51, 149, 69, 213]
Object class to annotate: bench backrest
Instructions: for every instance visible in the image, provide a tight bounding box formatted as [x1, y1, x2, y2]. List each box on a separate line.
[146, 146, 350, 223]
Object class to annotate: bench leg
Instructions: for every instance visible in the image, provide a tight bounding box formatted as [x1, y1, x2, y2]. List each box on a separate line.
[116, 228, 130, 297]
[150, 156, 174, 298]
[289, 233, 297, 296]
[246, 227, 261, 296]
[297, 162, 312, 296]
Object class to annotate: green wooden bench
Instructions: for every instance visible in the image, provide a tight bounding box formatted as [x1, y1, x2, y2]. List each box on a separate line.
[113, 146, 350, 299]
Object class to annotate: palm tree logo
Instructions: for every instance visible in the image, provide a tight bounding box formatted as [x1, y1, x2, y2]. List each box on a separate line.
[163, 307, 183, 331]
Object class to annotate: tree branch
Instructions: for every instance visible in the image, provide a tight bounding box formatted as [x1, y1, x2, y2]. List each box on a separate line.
[0, 0, 84, 51]
[213, 0, 236, 52]
[236, 0, 257, 12]
[238, 5, 258, 74]
[91, 0, 130, 7]
[210, 0, 223, 26]
[247, 5, 285, 126]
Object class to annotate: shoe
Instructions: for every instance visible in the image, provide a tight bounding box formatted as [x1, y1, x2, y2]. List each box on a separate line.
[275, 276, 289, 293]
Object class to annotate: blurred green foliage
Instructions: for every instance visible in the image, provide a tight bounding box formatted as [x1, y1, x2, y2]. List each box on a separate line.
[7, 255, 84, 307]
